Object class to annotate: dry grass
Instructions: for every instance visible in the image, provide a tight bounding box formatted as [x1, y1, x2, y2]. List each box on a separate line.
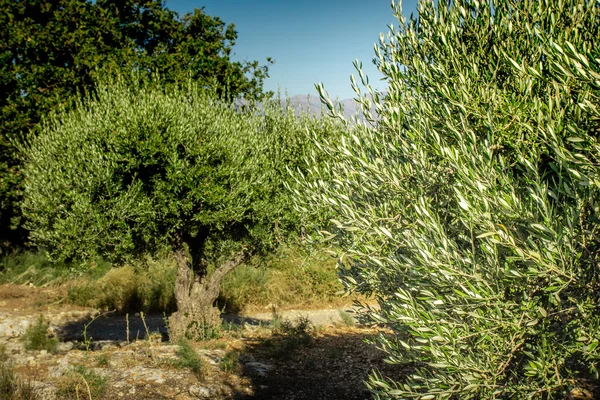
[2, 245, 347, 317]
[67, 257, 177, 313]
[55, 365, 107, 400]
[0, 345, 41, 400]
[0, 251, 112, 287]
[219, 245, 343, 312]
[61, 245, 344, 315]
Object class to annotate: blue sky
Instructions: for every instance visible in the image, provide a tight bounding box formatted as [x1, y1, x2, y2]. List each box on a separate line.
[166, 0, 419, 99]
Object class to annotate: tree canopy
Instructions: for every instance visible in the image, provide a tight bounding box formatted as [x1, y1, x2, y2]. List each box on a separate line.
[0, 0, 273, 250]
[297, 0, 600, 397]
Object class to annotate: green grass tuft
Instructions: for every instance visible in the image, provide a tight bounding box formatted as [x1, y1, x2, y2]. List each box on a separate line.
[95, 354, 109, 367]
[338, 310, 355, 327]
[219, 350, 240, 373]
[21, 316, 57, 353]
[175, 340, 205, 378]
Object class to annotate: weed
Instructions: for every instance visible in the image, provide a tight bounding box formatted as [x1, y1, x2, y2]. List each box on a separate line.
[265, 315, 315, 358]
[269, 306, 283, 331]
[276, 315, 313, 337]
[81, 311, 113, 352]
[81, 318, 95, 351]
[221, 321, 243, 338]
[55, 365, 107, 400]
[18, 383, 41, 400]
[0, 344, 8, 363]
[338, 310, 355, 327]
[139, 311, 163, 365]
[21, 316, 57, 353]
[219, 350, 240, 373]
[184, 311, 222, 342]
[125, 313, 130, 345]
[95, 354, 109, 367]
[0, 358, 17, 399]
[313, 324, 325, 334]
[175, 340, 204, 379]
[162, 312, 170, 343]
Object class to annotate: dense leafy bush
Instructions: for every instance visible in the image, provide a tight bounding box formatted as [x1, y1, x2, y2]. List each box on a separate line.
[296, 0, 600, 397]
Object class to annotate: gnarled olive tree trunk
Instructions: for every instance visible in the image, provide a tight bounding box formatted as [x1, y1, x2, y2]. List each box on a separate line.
[168, 245, 245, 342]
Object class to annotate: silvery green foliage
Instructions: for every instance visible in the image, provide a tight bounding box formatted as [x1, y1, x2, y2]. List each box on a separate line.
[21, 77, 343, 268]
[295, 0, 600, 398]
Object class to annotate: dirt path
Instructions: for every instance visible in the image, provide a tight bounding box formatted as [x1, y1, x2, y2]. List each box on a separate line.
[241, 307, 358, 327]
[0, 283, 360, 342]
[40, 307, 359, 343]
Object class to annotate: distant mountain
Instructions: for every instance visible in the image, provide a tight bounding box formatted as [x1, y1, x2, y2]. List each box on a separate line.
[284, 95, 362, 120]
[236, 94, 378, 122]
[236, 95, 375, 126]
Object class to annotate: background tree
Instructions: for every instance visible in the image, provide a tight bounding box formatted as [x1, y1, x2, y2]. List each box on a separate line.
[21, 76, 342, 341]
[296, 0, 600, 397]
[0, 0, 273, 252]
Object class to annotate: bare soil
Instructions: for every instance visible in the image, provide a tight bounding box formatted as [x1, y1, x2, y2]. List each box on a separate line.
[239, 327, 404, 400]
[0, 284, 400, 400]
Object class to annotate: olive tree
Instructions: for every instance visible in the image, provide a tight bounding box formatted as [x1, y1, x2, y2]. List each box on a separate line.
[21, 76, 342, 341]
[295, 0, 600, 397]
[1, 0, 273, 251]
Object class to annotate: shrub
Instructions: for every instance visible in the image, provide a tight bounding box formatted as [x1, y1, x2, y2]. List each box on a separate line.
[296, 0, 600, 398]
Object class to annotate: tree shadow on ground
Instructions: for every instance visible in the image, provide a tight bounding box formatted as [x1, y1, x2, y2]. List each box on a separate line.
[235, 328, 408, 400]
[54, 312, 265, 343]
